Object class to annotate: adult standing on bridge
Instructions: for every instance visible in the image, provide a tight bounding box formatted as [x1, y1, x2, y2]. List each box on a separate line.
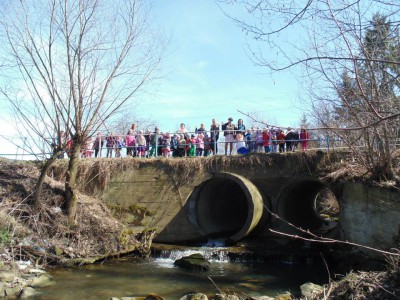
[210, 118, 220, 155]
[236, 119, 246, 136]
[300, 128, 310, 151]
[223, 117, 236, 155]
[195, 123, 206, 134]
[129, 123, 138, 134]
[285, 127, 295, 152]
[277, 130, 286, 153]
[176, 123, 189, 139]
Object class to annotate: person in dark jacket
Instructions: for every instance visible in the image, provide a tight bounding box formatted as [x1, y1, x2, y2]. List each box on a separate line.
[210, 118, 220, 155]
[285, 128, 295, 152]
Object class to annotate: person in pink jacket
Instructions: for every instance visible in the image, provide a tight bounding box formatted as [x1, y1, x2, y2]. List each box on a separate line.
[125, 129, 136, 157]
[196, 133, 205, 157]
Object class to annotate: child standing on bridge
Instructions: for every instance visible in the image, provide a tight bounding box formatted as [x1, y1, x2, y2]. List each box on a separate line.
[126, 129, 136, 157]
[105, 132, 116, 158]
[177, 134, 186, 157]
[196, 133, 204, 157]
[188, 134, 197, 157]
[262, 129, 271, 153]
[236, 133, 249, 155]
[93, 132, 103, 158]
[115, 135, 125, 158]
[161, 132, 171, 158]
[136, 130, 146, 157]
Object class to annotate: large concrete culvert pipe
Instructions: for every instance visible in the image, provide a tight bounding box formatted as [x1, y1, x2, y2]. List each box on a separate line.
[277, 179, 339, 231]
[187, 173, 264, 243]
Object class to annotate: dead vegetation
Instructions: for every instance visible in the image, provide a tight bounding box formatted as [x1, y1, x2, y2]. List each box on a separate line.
[0, 158, 151, 269]
[313, 263, 400, 299]
[319, 150, 400, 189]
[315, 188, 340, 221]
[47, 151, 332, 196]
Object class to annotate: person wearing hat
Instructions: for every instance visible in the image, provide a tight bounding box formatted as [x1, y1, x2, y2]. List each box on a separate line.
[223, 117, 236, 155]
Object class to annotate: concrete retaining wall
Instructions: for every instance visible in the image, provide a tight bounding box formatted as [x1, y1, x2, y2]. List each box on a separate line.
[339, 183, 400, 254]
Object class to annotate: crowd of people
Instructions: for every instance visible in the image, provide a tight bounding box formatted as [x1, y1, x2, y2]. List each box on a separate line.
[76, 118, 311, 159]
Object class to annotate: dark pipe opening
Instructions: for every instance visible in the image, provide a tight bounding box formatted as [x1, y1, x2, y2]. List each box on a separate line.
[195, 178, 249, 238]
[279, 180, 339, 231]
[187, 173, 264, 242]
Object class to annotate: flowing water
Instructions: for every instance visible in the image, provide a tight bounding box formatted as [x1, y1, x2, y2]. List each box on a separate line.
[39, 247, 328, 299]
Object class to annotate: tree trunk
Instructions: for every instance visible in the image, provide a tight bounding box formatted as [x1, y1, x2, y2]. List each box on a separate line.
[34, 150, 63, 211]
[65, 144, 81, 225]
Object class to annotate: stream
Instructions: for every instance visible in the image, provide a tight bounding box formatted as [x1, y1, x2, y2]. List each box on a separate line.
[37, 246, 328, 299]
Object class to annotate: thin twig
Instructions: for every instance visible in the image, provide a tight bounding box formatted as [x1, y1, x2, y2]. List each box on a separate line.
[208, 276, 225, 296]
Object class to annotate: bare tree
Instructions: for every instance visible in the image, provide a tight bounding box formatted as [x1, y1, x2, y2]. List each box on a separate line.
[0, 0, 164, 223]
[219, 0, 400, 180]
[109, 111, 159, 136]
[244, 111, 266, 129]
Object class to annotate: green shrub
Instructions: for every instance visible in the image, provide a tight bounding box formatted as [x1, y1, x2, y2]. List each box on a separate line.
[0, 229, 11, 246]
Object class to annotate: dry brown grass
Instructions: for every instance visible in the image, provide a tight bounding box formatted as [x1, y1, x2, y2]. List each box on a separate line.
[47, 151, 335, 196]
[313, 269, 400, 299]
[0, 158, 149, 268]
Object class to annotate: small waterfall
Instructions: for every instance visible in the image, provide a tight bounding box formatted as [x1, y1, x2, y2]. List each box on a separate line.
[154, 247, 230, 263]
[151, 242, 322, 266]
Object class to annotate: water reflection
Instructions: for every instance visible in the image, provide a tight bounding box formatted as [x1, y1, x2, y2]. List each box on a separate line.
[40, 256, 328, 299]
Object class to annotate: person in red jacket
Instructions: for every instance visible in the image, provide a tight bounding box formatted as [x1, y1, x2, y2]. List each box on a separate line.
[262, 128, 271, 153]
[300, 128, 310, 151]
[277, 130, 286, 153]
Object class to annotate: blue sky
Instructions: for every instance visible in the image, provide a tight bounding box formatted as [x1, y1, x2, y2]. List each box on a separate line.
[136, 0, 303, 132]
[0, 0, 304, 157]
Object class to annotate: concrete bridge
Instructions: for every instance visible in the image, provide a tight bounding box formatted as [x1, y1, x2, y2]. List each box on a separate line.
[53, 151, 400, 256]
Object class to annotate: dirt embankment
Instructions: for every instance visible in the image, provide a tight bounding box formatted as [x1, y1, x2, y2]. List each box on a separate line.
[0, 158, 152, 270]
